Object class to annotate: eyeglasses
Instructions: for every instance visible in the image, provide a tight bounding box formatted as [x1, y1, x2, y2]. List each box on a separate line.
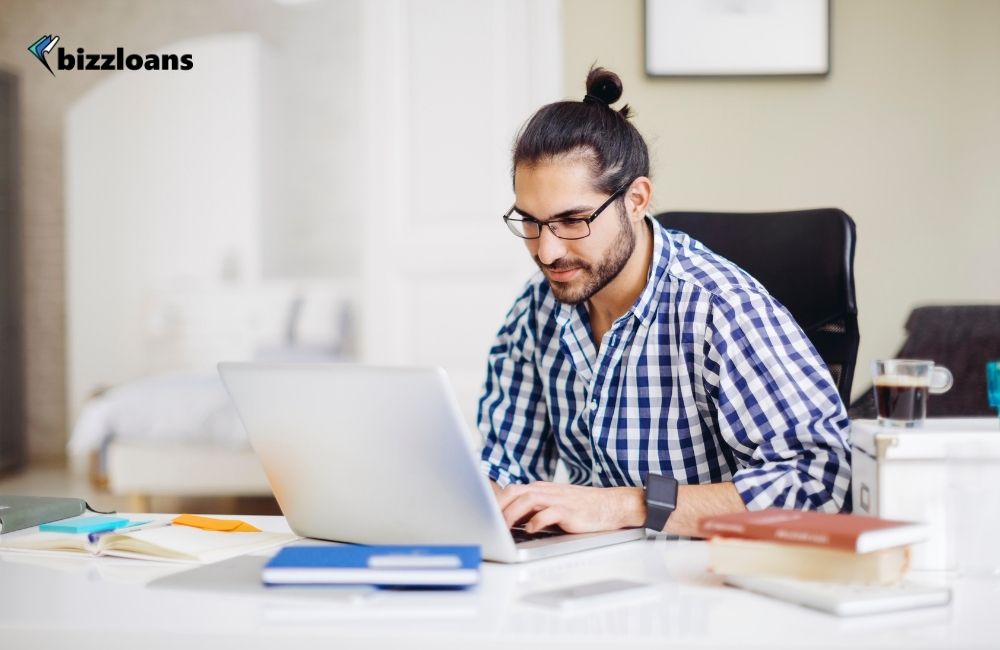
[502, 179, 635, 240]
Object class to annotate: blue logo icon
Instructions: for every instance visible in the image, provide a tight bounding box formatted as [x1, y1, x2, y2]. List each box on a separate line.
[28, 34, 60, 76]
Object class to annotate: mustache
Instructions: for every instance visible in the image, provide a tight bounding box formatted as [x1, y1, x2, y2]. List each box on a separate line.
[534, 257, 591, 272]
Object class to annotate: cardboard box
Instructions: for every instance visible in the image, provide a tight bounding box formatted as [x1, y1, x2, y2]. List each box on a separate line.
[851, 417, 1000, 572]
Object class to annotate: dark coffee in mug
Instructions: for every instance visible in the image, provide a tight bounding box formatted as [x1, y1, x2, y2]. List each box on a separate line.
[874, 377, 929, 423]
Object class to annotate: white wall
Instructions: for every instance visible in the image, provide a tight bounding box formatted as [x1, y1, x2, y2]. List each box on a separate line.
[259, 0, 364, 279]
[565, 0, 1000, 399]
[66, 34, 264, 415]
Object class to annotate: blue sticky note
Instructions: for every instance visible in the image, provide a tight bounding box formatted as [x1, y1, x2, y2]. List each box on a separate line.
[40, 515, 131, 534]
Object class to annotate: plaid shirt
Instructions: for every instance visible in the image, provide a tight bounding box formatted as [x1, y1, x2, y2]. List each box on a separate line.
[478, 218, 851, 512]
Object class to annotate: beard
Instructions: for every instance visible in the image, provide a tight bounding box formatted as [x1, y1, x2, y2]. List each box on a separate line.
[535, 207, 637, 306]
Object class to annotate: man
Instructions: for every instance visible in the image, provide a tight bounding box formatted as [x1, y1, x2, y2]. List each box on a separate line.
[478, 68, 850, 537]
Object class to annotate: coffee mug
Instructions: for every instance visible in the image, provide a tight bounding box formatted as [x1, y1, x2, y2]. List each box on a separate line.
[872, 359, 953, 427]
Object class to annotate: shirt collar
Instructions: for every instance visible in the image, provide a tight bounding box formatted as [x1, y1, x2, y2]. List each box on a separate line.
[631, 215, 669, 328]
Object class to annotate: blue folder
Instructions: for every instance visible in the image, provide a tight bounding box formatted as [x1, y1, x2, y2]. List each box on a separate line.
[262, 544, 481, 588]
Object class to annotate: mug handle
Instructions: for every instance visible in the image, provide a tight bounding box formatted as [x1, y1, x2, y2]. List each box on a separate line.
[930, 366, 953, 394]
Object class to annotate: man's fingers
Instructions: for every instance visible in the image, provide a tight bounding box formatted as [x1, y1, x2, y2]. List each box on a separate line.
[495, 483, 526, 510]
[496, 481, 558, 510]
[501, 490, 555, 530]
[523, 506, 565, 534]
[501, 492, 542, 529]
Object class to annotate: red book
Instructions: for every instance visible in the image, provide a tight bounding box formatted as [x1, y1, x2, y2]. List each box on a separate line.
[698, 509, 929, 553]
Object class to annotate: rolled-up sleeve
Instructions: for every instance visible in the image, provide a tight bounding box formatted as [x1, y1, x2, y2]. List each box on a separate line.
[702, 290, 851, 512]
[478, 287, 556, 487]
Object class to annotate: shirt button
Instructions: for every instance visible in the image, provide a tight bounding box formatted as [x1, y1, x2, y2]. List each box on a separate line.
[595, 465, 604, 474]
[609, 334, 617, 346]
[590, 400, 598, 411]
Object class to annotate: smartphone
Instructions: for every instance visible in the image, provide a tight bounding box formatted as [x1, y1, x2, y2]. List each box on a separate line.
[521, 579, 659, 611]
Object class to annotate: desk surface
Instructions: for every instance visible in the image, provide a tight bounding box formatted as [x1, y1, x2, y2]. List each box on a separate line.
[1, 515, 997, 650]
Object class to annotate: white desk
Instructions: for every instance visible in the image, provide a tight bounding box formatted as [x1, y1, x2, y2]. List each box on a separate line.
[1, 515, 997, 649]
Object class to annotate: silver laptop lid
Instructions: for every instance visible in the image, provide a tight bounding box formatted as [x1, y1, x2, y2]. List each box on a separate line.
[218, 363, 520, 562]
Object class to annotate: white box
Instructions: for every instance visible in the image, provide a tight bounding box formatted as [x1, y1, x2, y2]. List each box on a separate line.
[851, 418, 1000, 572]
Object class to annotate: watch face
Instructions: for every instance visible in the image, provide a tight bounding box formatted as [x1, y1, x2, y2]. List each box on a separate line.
[646, 475, 679, 509]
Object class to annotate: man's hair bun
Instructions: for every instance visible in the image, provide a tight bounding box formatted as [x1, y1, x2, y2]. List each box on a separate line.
[584, 66, 631, 118]
[585, 66, 623, 105]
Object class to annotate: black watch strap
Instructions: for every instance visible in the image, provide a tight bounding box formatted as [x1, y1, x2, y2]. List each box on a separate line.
[644, 474, 679, 531]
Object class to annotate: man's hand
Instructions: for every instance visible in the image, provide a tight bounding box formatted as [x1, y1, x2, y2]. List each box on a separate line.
[492, 481, 645, 534]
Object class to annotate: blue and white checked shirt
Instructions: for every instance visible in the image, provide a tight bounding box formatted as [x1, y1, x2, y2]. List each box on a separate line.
[478, 217, 851, 512]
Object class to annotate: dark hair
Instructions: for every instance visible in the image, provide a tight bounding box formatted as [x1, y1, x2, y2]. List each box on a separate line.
[512, 66, 650, 194]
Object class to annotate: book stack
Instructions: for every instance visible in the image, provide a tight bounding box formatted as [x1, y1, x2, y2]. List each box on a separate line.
[699, 509, 930, 585]
[697, 510, 951, 616]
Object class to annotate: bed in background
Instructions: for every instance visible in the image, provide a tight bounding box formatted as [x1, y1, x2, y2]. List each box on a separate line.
[68, 370, 271, 511]
[68, 286, 354, 511]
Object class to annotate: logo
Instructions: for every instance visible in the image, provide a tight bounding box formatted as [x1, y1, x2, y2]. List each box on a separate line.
[28, 34, 60, 76]
[27, 35, 193, 75]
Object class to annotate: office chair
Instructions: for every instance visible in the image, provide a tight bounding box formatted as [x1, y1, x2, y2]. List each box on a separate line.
[654, 209, 859, 405]
[849, 305, 1000, 418]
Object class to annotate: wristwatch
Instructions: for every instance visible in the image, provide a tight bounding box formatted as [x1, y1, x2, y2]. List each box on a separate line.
[644, 474, 679, 531]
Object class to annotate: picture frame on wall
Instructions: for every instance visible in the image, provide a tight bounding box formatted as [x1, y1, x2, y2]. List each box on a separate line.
[645, 0, 830, 77]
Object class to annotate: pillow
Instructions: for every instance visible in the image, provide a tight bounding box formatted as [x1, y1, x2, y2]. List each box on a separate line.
[67, 371, 248, 457]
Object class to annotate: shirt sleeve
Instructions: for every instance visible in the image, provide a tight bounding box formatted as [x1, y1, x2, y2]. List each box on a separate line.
[701, 289, 852, 512]
[478, 286, 557, 487]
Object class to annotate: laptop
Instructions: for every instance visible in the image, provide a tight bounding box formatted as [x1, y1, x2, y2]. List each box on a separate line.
[218, 363, 644, 562]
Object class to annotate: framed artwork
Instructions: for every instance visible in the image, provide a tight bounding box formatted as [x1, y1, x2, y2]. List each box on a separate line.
[645, 0, 830, 77]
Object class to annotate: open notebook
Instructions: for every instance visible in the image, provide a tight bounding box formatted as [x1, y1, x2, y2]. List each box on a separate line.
[0, 524, 298, 564]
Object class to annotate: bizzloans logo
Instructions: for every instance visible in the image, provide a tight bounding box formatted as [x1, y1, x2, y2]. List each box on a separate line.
[28, 34, 193, 76]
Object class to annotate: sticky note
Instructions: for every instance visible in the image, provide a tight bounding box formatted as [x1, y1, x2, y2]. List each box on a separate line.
[40, 515, 131, 534]
[171, 514, 261, 533]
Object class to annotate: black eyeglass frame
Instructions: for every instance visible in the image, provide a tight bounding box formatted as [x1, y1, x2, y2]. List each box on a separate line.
[502, 178, 636, 240]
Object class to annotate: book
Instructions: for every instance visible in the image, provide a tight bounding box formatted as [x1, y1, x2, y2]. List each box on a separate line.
[723, 574, 951, 616]
[0, 522, 298, 564]
[262, 545, 481, 587]
[698, 509, 929, 553]
[0, 496, 92, 534]
[708, 537, 911, 585]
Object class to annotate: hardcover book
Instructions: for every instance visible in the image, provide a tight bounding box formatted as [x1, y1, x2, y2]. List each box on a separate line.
[708, 537, 910, 584]
[698, 509, 929, 553]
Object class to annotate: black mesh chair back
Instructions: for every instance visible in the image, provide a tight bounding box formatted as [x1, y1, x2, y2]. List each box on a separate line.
[654, 209, 859, 404]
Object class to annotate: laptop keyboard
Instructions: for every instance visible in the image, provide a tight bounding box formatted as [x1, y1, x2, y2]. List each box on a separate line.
[511, 526, 563, 543]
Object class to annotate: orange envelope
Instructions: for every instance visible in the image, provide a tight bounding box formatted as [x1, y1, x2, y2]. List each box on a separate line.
[171, 514, 262, 533]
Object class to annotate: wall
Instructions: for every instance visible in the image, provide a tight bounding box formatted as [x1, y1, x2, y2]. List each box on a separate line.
[65, 34, 263, 416]
[563, 0, 1000, 399]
